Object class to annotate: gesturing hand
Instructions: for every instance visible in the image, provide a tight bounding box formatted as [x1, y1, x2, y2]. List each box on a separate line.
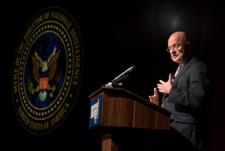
[157, 73, 172, 94]
[149, 87, 160, 106]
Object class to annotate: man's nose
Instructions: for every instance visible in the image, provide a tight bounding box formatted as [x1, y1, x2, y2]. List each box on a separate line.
[170, 49, 176, 54]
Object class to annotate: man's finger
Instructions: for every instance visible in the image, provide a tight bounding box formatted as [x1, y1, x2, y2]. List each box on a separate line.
[157, 84, 161, 89]
[159, 80, 165, 84]
[168, 73, 172, 81]
[158, 89, 164, 93]
[153, 87, 158, 95]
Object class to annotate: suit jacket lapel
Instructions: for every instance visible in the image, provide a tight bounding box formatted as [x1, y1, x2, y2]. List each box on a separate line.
[172, 57, 195, 85]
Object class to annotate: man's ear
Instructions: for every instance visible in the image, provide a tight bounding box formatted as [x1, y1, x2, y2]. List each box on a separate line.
[184, 42, 191, 51]
[184, 42, 195, 57]
[185, 41, 191, 47]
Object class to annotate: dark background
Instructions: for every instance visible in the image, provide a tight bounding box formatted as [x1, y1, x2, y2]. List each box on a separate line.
[1, 0, 225, 150]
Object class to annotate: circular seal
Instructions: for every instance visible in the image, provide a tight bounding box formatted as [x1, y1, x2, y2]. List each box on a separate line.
[11, 7, 83, 134]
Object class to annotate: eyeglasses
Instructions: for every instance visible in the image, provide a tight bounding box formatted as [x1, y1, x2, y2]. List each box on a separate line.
[166, 43, 183, 52]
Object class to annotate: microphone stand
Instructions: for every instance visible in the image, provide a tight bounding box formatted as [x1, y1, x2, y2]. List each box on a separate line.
[104, 65, 135, 88]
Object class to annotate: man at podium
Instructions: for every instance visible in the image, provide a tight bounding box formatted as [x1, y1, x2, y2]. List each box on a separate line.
[149, 31, 210, 150]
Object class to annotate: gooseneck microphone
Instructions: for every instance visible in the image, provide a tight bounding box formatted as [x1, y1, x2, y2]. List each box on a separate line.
[112, 65, 136, 83]
[104, 65, 136, 88]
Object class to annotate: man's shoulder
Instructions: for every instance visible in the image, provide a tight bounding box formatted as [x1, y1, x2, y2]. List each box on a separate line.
[189, 56, 206, 66]
[184, 56, 208, 73]
[189, 57, 210, 76]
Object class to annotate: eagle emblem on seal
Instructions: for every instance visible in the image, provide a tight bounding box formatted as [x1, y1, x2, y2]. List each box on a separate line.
[28, 47, 61, 106]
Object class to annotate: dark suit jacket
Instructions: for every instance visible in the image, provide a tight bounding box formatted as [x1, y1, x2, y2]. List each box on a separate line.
[162, 56, 210, 150]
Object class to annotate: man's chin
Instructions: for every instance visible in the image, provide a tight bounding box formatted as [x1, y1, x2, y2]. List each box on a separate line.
[172, 58, 180, 63]
[171, 57, 177, 61]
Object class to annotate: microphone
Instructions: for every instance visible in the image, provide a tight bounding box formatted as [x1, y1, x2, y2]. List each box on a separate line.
[104, 65, 136, 88]
[112, 65, 136, 83]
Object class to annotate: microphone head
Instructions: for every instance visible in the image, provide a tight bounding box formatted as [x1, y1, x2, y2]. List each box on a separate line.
[130, 65, 136, 71]
[111, 65, 136, 83]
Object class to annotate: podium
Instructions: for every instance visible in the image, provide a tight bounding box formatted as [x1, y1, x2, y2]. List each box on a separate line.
[89, 87, 174, 151]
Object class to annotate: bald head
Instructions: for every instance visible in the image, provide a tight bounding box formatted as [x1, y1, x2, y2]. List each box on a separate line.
[168, 31, 189, 45]
[167, 31, 192, 64]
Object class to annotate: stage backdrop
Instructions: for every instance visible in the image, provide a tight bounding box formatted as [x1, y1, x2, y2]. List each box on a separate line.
[2, 0, 225, 150]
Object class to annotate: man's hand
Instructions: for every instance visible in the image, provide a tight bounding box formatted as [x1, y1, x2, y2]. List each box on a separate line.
[157, 73, 172, 94]
[149, 87, 160, 106]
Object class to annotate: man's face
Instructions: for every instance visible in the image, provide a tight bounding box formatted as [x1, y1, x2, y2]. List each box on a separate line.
[167, 34, 186, 64]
